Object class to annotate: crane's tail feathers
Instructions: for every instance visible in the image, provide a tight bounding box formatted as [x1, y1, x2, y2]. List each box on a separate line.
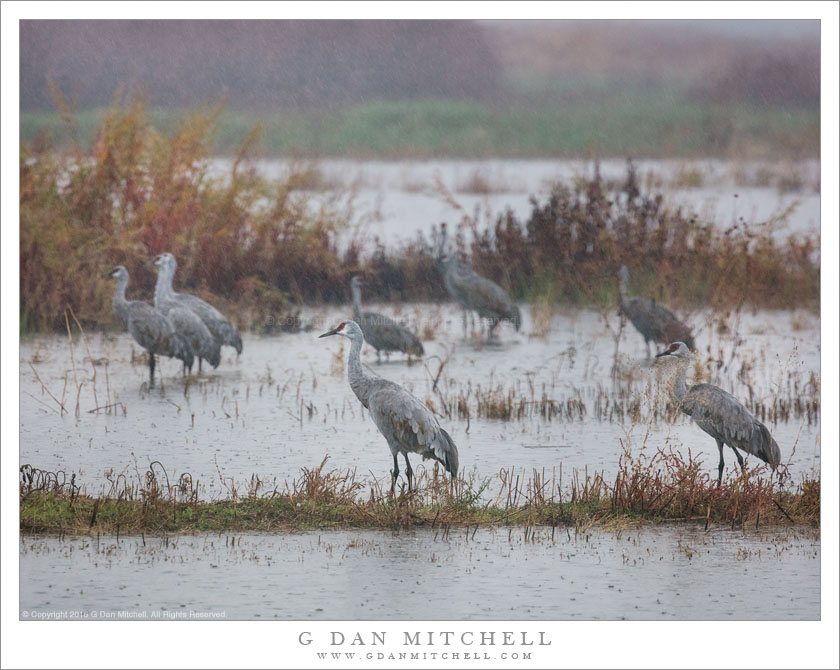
[407, 337, 425, 357]
[206, 347, 221, 368]
[230, 331, 243, 355]
[170, 333, 194, 369]
[752, 422, 782, 469]
[438, 428, 459, 478]
[505, 305, 522, 332]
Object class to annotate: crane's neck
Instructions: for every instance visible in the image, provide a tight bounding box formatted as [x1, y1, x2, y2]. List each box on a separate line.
[618, 275, 629, 303]
[668, 358, 690, 404]
[438, 227, 447, 260]
[350, 283, 362, 320]
[154, 263, 175, 307]
[444, 255, 464, 279]
[112, 273, 129, 325]
[347, 335, 371, 408]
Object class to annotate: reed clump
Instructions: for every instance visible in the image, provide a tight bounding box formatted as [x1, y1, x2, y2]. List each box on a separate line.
[20, 452, 819, 535]
[465, 162, 819, 312]
[20, 94, 352, 334]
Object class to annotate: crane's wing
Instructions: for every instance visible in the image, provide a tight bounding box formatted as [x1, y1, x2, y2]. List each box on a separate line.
[650, 303, 694, 348]
[623, 297, 693, 347]
[454, 268, 519, 323]
[173, 292, 242, 353]
[682, 384, 756, 443]
[167, 306, 221, 367]
[367, 384, 459, 476]
[127, 302, 168, 344]
[683, 384, 780, 466]
[622, 297, 665, 340]
[360, 311, 424, 355]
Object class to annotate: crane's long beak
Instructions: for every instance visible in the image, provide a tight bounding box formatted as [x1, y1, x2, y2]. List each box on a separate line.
[655, 349, 671, 358]
[101, 271, 113, 279]
[319, 326, 343, 338]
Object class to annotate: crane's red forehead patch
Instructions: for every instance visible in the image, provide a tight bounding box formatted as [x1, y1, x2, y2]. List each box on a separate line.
[338, 322, 345, 330]
[671, 343, 679, 351]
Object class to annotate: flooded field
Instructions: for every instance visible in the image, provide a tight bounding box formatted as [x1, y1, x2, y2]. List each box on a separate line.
[18, 157, 821, 623]
[213, 158, 821, 250]
[19, 525, 819, 620]
[20, 303, 820, 498]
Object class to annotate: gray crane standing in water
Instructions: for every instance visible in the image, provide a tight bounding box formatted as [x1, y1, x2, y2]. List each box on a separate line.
[153, 253, 243, 359]
[436, 223, 521, 342]
[105, 266, 193, 385]
[350, 276, 424, 363]
[153, 259, 220, 373]
[656, 341, 781, 486]
[319, 320, 459, 491]
[618, 265, 695, 357]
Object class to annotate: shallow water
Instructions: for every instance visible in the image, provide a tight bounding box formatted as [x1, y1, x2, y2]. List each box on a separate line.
[20, 304, 820, 499]
[210, 158, 821, 250]
[19, 526, 820, 620]
[18, 158, 821, 624]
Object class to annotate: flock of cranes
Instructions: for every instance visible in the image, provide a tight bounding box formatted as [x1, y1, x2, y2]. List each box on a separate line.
[105, 224, 781, 490]
[105, 253, 242, 384]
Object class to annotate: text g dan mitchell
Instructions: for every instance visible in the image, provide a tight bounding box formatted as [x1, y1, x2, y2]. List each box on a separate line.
[298, 631, 551, 647]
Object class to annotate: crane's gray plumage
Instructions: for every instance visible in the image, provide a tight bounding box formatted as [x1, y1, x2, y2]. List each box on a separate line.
[153, 259, 221, 373]
[105, 266, 193, 384]
[619, 265, 695, 357]
[350, 276, 424, 363]
[163, 305, 220, 373]
[154, 252, 243, 356]
[320, 320, 458, 490]
[656, 341, 781, 486]
[437, 223, 521, 342]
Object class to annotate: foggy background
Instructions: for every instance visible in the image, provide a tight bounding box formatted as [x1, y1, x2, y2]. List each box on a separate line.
[20, 20, 819, 111]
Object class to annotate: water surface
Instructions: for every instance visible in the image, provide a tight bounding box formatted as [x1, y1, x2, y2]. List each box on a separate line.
[19, 526, 819, 620]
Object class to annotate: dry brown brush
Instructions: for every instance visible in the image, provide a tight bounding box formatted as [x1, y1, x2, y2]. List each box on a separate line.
[21, 99, 819, 335]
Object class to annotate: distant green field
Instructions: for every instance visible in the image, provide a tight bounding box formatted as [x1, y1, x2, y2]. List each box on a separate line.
[20, 98, 818, 159]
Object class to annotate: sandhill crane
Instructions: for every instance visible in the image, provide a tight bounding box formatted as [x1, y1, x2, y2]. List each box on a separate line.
[153, 253, 243, 358]
[437, 223, 521, 342]
[350, 276, 424, 363]
[320, 320, 459, 491]
[105, 266, 193, 385]
[618, 265, 695, 357]
[656, 341, 781, 486]
[153, 262, 221, 373]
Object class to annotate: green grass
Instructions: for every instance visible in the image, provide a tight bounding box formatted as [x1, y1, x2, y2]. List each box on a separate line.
[21, 97, 819, 160]
[19, 454, 819, 535]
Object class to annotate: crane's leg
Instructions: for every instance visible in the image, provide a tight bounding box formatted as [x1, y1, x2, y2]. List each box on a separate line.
[390, 452, 400, 494]
[645, 339, 652, 360]
[716, 439, 725, 487]
[149, 353, 156, 387]
[376, 349, 382, 365]
[462, 308, 468, 338]
[198, 357, 203, 374]
[486, 318, 499, 344]
[403, 453, 413, 491]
